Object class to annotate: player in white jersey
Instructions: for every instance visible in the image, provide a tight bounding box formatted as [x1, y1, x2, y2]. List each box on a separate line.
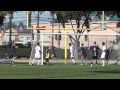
[69, 43, 76, 64]
[31, 43, 41, 65]
[101, 42, 106, 66]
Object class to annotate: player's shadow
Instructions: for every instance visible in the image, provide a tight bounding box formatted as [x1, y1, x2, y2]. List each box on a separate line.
[90, 70, 120, 74]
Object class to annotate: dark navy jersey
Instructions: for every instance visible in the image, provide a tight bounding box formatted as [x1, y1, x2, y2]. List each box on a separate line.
[81, 47, 87, 56]
[90, 45, 99, 56]
[11, 46, 16, 54]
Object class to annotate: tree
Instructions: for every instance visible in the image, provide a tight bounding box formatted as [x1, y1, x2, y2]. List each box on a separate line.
[0, 11, 8, 26]
[4, 22, 17, 29]
[6, 11, 14, 47]
[55, 11, 94, 59]
[36, 11, 44, 43]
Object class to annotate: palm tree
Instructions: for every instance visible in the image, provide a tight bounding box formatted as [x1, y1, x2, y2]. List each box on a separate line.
[50, 11, 55, 52]
[7, 11, 13, 47]
[28, 11, 33, 45]
[36, 11, 43, 43]
[0, 11, 7, 26]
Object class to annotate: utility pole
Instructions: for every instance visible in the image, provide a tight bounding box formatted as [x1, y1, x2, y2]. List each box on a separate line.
[37, 11, 40, 43]
[51, 13, 54, 51]
[28, 11, 33, 47]
[9, 12, 13, 48]
[58, 23, 61, 48]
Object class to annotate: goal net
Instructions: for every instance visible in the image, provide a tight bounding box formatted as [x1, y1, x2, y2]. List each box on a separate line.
[29, 32, 120, 65]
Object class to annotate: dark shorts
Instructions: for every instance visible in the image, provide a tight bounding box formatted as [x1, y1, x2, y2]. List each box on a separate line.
[71, 57, 74, 59]
[92, 56, 98, 60]
[82, 54, 87, 58]
[45, 58, 49, 61]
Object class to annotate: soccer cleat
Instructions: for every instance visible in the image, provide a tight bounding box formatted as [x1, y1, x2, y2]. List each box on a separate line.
[102, 64, 105, 67]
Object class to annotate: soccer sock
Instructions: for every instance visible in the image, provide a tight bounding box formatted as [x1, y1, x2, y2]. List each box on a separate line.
[82, 59, 84, 64]
[91, 62, 93, 67]
[32, 59, 36, 64]
[91, 64, 93, 67]
[38, 60, 40, 65]
[102, 60, 105, 66]
[72, 59, 75, 63]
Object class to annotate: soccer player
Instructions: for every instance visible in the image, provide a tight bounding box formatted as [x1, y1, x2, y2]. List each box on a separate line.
[80, 43, 87, 65]
[101, 42, 106, 66]
[31, 43, 41, 65]
[69, 43, 76, 64]
[9, 40, 16, 66]
[89, 41, 100, 68]
[45, 49, 50, 65]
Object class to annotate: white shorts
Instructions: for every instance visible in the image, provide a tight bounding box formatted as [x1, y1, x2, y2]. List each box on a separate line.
[35, 52, 40, 58]
[101, 52, 106, 59]
[70, 53, 74, 57]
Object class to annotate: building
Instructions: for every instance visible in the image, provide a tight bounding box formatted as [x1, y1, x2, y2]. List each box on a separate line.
[3, 22, 31, 45]
[31, 21, 120, 49]
[0, 28, 5, 45]
[1, 21, 120, 49]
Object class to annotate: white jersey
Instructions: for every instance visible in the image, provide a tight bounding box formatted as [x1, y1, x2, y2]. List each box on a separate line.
[70, 45, 74, 57]
[101, 45, 106, 59]
[35, 45, 41, 58]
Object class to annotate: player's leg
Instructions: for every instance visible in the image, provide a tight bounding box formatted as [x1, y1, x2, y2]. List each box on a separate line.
[38, 58, 41, 65]
[45, 58, 49, 65]
[115, 57, 120, 64]
[95, 59, 97, 67]
[91, 56, 94, 68]
[101, 53, 105, 66]
[84, 56, 87, 65]
[101, 58, 105, 66]
[9, 54, 14, 66]
[32, 58, 36, 65]
[80, 55, 83, 65]
[71, 57, 76, 64]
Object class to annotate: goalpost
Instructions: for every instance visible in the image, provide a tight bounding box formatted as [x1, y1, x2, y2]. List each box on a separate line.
[27, 11, 112, 65]
[29, 32, 120, 65]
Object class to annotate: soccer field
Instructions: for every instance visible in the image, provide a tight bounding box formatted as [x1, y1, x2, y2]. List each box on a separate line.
[0, 63, 120, 79]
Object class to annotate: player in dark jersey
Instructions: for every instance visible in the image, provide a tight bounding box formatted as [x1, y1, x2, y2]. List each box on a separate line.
[89, 41, 100, 68]
[80, 43, 87, 65]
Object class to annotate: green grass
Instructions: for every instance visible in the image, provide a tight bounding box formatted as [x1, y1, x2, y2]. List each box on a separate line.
[0, 63, 120, 79]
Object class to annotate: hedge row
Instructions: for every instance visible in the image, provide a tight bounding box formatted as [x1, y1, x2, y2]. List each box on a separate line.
[0, 47, 119, 60]
[0, 48, 31, 58]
